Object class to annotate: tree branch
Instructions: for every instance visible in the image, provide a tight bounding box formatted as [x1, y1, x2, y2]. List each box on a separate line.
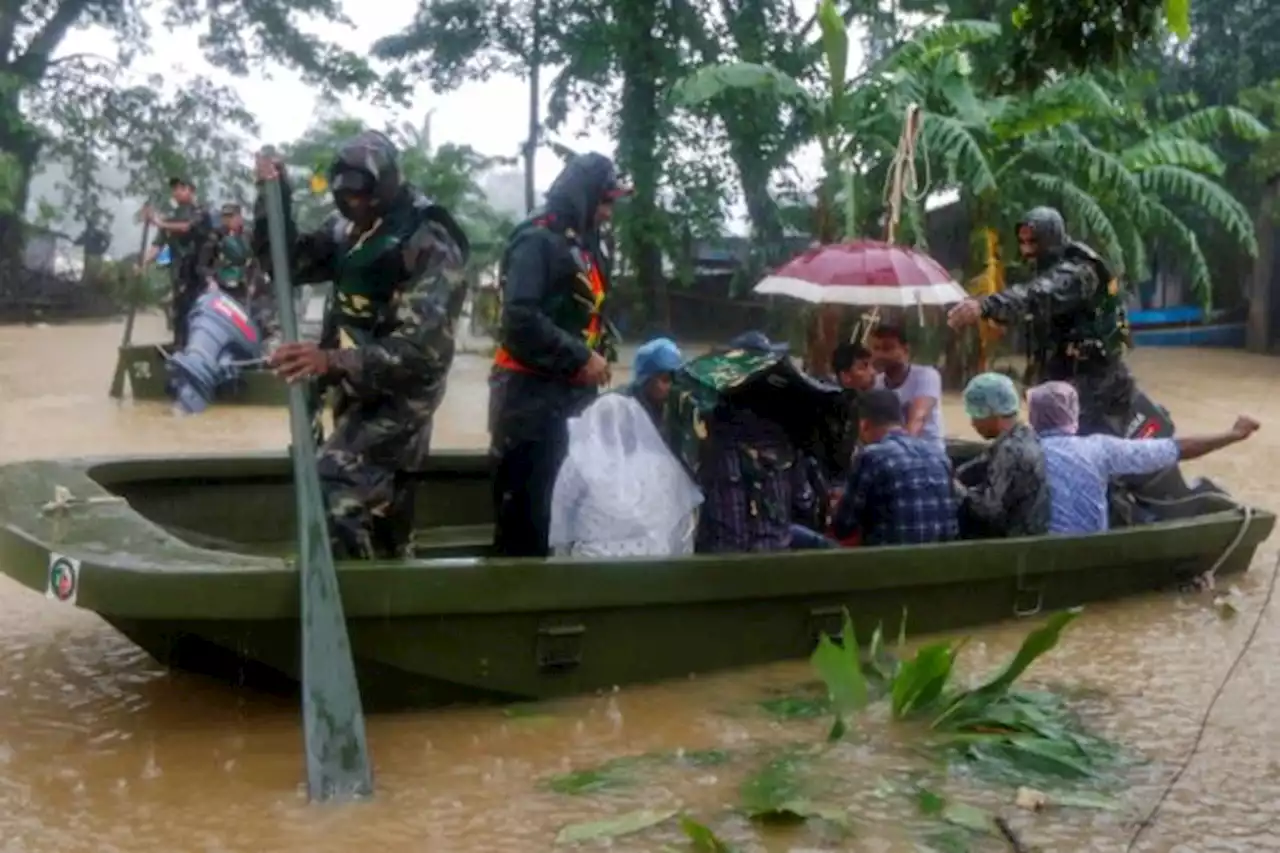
[13, 0, 92, 81]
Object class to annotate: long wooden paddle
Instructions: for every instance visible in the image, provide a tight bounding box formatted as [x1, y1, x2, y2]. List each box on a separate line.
[108, 214, 153, 399]
[262, 159, 374, 803]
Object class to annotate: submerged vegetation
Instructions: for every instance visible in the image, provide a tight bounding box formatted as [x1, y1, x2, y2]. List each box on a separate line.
[544, 607, 1132, 851]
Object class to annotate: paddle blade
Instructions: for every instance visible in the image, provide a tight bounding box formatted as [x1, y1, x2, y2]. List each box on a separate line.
[263, 167, 374, 802]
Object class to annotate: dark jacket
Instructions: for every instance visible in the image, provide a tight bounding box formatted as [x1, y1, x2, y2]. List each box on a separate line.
[489, 153, 622, 448]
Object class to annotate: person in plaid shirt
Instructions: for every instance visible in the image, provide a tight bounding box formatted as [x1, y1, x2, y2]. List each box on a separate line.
[831, 389, 959, 546]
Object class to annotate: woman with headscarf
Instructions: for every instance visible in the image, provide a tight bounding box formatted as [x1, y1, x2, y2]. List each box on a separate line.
[548, 393, 703, 558]
[955, 372, 1050, 538]
[624, 337, 683, 427]
[1028, 381, 1260, 534]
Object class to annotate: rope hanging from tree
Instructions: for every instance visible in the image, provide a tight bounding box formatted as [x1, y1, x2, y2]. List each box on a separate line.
[882, 103, 928, 246]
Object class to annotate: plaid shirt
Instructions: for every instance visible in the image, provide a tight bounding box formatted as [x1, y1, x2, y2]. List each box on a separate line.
[832, 430, 958, 546]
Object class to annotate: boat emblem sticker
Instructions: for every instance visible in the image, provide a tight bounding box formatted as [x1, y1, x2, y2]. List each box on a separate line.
[46, 553, 80, 605]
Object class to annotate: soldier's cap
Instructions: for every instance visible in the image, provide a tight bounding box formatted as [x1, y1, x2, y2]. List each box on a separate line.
[220, 202, 242, 216]
[727, 330, 789, 355]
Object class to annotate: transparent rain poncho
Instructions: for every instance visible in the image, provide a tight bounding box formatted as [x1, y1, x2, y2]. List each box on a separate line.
[549, 393, 703, 559]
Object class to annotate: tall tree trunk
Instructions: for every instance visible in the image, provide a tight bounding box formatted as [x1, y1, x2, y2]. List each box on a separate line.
[0, 102, 42, 280]
[523, 0, 543, 214]
[614, 2, 668, 330]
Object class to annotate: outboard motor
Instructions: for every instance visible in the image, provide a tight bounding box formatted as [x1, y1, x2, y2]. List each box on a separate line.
[1113, 389, 1231, 526]
[167, 290, 263, 415]
[1124, 389, 1175, 439]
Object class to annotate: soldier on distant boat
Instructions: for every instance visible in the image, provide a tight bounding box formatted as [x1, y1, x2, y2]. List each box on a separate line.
[144, 177, 218, 349]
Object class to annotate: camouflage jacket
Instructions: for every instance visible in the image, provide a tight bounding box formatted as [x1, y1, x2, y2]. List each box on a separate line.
[980, 242, 1131, 384]
[153, 202, 218, 282]
[666, 347, 841, 551]
[956, 422, 1050, 537]
[251, 178, 471, 411]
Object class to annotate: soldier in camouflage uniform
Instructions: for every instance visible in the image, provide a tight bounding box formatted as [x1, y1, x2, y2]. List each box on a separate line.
[252, 131, 471, 560]
[947, 207, 1136, 436]
[147, 177, 218, 349]
[212, 203, 252, 304]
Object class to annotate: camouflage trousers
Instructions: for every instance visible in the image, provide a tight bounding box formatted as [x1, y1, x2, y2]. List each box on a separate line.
[317, 401, 428, 560]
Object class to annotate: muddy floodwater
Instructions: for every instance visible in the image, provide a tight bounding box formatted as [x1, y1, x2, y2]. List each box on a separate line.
[1, 313, 1277, 852]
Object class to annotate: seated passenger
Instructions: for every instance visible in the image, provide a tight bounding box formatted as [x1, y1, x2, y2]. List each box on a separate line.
[624, 337, 683, 427]
[829, 341, 877, 475]
[548, 393, 703, 558]
[832, 389, 958, 545]
[1027, 381, 1260, 534]
[869, 324, 946, 451]
[956, 372, 1050, 538]
[696, 331, 832, 552]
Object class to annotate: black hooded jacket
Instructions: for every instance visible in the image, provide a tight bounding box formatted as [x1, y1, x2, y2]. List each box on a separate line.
[495, 153, 620, 378]
[489, 154, 621, 447]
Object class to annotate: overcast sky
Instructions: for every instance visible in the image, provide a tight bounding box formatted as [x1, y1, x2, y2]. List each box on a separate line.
[45, 0, 873, 254]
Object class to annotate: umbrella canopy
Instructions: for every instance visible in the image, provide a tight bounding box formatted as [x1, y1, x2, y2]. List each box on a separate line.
[755, 239, 968, 307]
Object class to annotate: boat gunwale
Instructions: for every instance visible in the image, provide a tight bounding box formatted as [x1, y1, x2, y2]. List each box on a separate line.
[0, 452, 1273, 621]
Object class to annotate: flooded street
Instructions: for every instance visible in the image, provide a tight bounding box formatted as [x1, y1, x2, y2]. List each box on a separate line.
[1, 313, 1277, 852]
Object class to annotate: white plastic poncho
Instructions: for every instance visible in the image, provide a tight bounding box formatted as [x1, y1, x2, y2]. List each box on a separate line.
[549, 393, 703, 558]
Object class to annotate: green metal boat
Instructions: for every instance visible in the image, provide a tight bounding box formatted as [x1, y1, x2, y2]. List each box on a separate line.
[112, 343, 288, 405]
[0, 450, 1271, 709]
[110, 286, 330, 406]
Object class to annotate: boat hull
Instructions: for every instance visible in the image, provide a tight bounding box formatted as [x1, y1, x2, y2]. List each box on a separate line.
[113, 344, 286, 406]
[0, 452, 1271, 708]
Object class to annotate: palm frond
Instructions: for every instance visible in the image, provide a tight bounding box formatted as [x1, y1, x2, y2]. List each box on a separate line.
[1112, 215, 1150, 284]
[1141, 200, 1213, 307]
[1158, 105, 1270, 143]
[919, 112, 996, 196]
[1137, 165, 1259, 257]
[669, 62, 810, 109]
[989, 77, 1117, 140]
[881, 20, 1000, 75]
[1021, 172, 1125, 274]
[1120, 137, 1226, 175]
[1028, 135, 1150, 216]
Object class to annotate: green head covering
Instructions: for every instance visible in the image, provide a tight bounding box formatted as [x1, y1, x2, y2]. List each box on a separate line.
[963, 372, 1019, 419]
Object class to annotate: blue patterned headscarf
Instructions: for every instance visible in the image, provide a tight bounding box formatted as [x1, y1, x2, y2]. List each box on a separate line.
[963, 372, 1020, 419]
[632, 337, 683, 386]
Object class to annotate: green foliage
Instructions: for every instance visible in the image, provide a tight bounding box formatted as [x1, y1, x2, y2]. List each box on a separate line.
[274, 109, 516, 267]
[0, 0, 388, 259]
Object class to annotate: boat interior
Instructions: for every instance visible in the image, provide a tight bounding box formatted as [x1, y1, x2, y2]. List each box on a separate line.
[84, 444, 1246, 564]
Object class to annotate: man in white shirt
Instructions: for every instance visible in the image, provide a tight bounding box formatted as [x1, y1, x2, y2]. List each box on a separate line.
[868, 323, 945, 450]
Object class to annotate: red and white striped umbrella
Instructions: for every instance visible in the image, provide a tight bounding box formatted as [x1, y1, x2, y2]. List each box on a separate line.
[755, 239, 968, 307]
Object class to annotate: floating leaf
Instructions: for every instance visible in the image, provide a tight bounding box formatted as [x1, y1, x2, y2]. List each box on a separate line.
[935, 609, 1081, 727]
[809, 610, 870, 739]
[679, 815, 739, 852]
[891, 641, 959, 719]
[554, 809, 677, 844]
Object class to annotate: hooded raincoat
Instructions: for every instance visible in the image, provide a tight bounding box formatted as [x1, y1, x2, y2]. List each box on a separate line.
[488, 152, 627, 558]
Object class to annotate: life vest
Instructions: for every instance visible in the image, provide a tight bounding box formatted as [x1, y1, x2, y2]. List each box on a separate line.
[493, 226, 607, 378]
